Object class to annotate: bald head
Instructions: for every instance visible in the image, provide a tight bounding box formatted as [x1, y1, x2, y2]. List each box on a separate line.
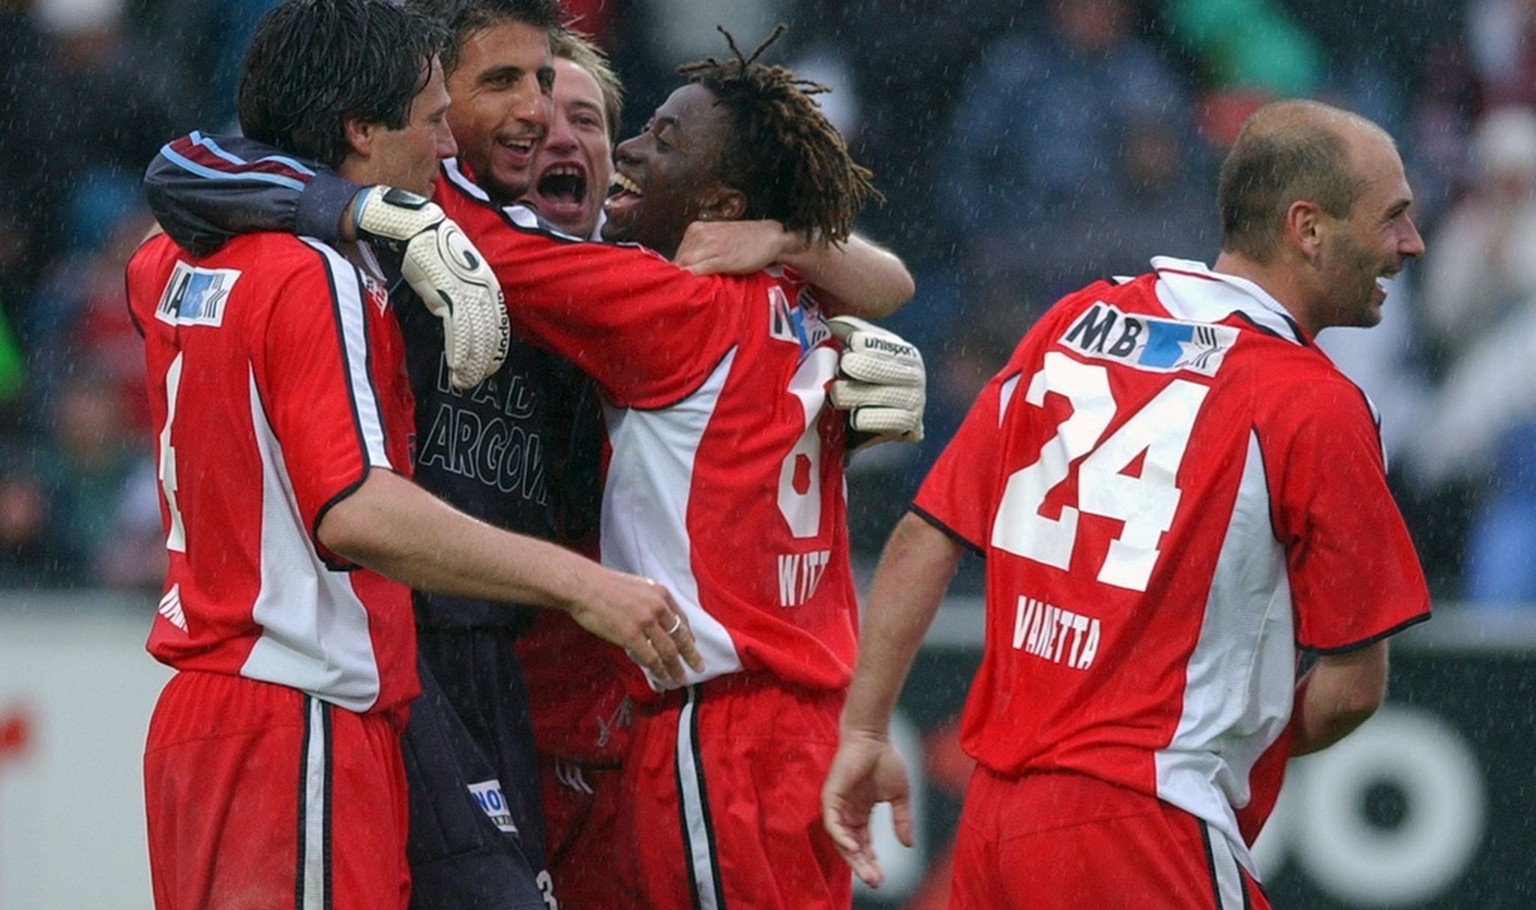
[1217, 100, 1394, 263]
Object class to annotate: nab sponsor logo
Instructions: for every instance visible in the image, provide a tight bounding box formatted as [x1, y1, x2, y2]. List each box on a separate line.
[155, 262, 239, 327]
[1061, 301, 1235, 377]
[468, 779, 518, 834]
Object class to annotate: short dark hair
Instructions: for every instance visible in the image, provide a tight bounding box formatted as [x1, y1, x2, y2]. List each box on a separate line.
[236, 0, 447, 169]
[407, 0, 562, 75]
[677, 26, 880, 244]
[1217, 100, 1373, 262]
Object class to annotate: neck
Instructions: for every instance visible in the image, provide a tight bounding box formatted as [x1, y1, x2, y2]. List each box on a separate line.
[1212, 250, 1319, 337]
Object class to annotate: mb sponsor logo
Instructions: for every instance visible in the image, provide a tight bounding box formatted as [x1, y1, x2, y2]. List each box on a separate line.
[1061, 301, 1236, 377]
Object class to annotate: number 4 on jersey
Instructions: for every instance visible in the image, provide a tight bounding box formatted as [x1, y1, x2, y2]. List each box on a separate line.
[992, 352, 1208, 592]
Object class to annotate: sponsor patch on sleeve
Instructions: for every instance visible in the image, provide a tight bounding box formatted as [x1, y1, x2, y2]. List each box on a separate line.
[155, 262, 240, 328]
[1059, 301, 1236, 376]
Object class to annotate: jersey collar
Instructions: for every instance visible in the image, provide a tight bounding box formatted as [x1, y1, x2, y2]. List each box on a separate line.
[1150, 256, 1308, 345]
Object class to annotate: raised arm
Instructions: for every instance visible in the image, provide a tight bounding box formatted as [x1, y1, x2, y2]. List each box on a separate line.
[144, 132, 356, 254]
[673, 219, 914, 317]
[146, 134, 507, 387]
[318, 467, 704, 686]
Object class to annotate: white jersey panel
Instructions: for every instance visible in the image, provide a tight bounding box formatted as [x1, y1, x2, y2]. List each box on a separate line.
[1154, 430, 1295, 875]
[601, 350, 744, 689]
[242, 368, 384, 712]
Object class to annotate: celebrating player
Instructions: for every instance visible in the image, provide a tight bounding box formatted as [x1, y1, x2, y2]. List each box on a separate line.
[128, 3, 693, 909]
[142, 6, 924, 908]
[821, 99, 1433, 909]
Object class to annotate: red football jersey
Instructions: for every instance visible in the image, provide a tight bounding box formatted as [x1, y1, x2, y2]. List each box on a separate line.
[436, 164, 858, 697]
[915, 257, 1430, 867]
[126, 232, 420, 714]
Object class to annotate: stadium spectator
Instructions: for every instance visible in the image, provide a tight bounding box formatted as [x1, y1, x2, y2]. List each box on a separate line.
[937, 0, 1205, 396]
[127, 2, 693, 906]
[822, 99, 1432, 908]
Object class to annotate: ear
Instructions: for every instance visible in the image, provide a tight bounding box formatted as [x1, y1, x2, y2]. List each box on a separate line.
[343, 117, 376, 160]
[701, 186, 748, 222]
[1284, 199, 1326, 263]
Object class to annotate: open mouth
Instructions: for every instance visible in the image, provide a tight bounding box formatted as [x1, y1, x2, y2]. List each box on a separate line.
[609, 171, 643, 198]
[536, 164, 587, 207]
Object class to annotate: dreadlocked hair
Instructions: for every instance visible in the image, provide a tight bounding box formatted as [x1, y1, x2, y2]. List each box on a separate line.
[676, 25, 880, 245]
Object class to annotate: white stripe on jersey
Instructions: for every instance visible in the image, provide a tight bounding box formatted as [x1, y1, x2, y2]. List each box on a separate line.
[243, 370, 384, 710]
[299, 238, 392, 468]
[1203, 820, 1249, 910]
[1154, 430, 1293, 878]
[299, 696, 330, 910]
[601, 352, 743, 689]
[675, 689, 723, 910]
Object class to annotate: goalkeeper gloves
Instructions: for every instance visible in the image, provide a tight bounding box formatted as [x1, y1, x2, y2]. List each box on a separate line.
[354, 186, 510, 389]
[827, 315, 926, 449]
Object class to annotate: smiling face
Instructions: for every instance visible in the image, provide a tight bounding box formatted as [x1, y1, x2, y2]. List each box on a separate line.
[601, 83, 739, 257]
[524, 56, 613, 237]
[445, 20, 554, 203]
[351, 57, 457, 197]
[1312, 127, 1425, 330]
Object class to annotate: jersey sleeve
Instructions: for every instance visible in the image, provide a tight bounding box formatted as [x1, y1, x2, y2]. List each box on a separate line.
[258, 245, 409, 548]
[145, 131, 359, 254]
[467, 205, 753, 408]
[1264, 371, 1431, 652]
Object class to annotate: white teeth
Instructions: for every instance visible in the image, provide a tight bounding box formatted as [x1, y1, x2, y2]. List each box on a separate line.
[611, 172, 643, 196]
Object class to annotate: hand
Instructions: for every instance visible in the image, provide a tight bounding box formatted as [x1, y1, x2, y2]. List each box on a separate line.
[673, 219, 792, 276]
[564, 571, 704, 687]
[821, 730, 913, 889]
[354, 186, 510, 389]
[827, 315, 925, 449]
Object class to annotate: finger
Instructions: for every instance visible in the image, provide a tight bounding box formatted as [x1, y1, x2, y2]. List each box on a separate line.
[837, 351, 924, 385]
[823, 804, 864, 858]
[890, 794, 916, 849]
[664, 613, 707, 673]
[830, 380, 923, 410]
[826, 314, 874, 341]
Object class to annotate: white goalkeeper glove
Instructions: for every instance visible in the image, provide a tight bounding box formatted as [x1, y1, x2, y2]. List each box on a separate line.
[827, 315, 926, 449]
[354, 186, 510, 389]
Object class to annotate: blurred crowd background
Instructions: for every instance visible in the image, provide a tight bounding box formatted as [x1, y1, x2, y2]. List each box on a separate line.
[1, 0, 1532, 607]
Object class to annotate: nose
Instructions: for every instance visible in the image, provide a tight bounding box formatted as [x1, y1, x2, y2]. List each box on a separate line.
[514, 79, 551, 134]
[613, 134, 641, 164]
[436, 120, 457, 160]
[1401, 213, 1426, 260]
[543, 111, 576, 153]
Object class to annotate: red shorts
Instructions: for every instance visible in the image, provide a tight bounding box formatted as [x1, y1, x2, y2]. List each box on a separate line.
[143, 671, 411, 910]
[952, 767, 1269, 910]
[621, 673, 851, 910]
[537, 754, 625, 909]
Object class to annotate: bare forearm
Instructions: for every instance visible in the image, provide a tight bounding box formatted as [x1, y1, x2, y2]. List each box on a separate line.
[841, 512, 963, 736]
[1290, 642, 1389, 756]
[320, 469, 597, 611]
[784, 233, 915, 318]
